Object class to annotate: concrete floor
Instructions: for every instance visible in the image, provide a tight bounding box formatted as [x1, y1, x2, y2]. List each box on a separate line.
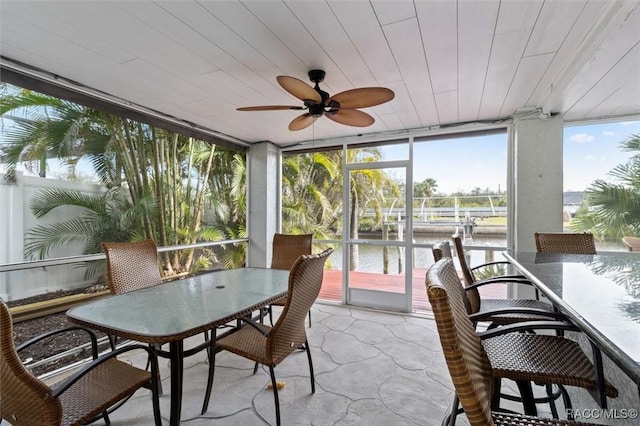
[97, 303, 451, 425]
[77, 303, 549, 425]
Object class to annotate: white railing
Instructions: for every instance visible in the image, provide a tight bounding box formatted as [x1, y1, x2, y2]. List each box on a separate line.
[0, 239, 248, 302]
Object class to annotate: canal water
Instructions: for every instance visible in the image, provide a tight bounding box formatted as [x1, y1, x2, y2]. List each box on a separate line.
[325, 234, 627, 273]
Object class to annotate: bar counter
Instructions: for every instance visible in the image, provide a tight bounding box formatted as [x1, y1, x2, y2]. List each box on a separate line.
[503, 250, 640, 387]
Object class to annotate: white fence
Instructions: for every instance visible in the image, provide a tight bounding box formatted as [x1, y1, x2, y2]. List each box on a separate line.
[0, 172, 106, 301]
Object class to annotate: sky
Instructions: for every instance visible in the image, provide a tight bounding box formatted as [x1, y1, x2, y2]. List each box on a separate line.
[400, 120, 640, 194]
[563, 120, 640, 191]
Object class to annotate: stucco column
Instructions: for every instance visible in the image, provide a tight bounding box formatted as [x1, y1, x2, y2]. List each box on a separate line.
[510, 114, 563, 298]
[512, 114, 564, 251]
[247, 142, 280, 267]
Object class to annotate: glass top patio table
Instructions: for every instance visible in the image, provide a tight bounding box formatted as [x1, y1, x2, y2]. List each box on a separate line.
[67, 267, 290, 425]
[503, 250, 640, 386]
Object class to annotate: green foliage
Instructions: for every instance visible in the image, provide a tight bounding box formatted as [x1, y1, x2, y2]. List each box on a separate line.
[2, 84, 247, 274]
[25, 188, 155, 259]
[414, 178, 438, 197]
[572, 134, 640, 239]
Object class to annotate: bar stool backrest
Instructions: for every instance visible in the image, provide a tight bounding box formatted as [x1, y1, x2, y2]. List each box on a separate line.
[534, 232, 596, 254]
[432, 241, 476, 314]
[426, 259, 494, 426]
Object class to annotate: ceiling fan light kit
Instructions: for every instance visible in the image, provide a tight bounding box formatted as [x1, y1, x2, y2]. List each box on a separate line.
[237, 70, 394, 131]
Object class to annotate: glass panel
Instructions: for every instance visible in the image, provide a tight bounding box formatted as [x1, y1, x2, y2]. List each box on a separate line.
[412, 132, 508, 248]
[316, 242, 342, 303]
[346, 141, 408, 163]
[563, 120, 640, 251]
[282, 149, 344, 239]
[348, 244, 405, 293]
[348, 167, 406, 242]
[345, 162, 409, 310]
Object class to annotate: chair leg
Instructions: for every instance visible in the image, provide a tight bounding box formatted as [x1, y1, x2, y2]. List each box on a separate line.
[515, 380, 537, 416]
[201, 338, 217, 415]
[304, 339, 315, 393]
[491, 378, 502, 411]
[149, 343, 163, 395]
[108, 334, 117, 351]
[204, 330, 210, 360]
[559, 385, 573, 419]
[148, 352, 162, 426]
[546, 384, 559, 419]
[307, 310, 312, 327]
[442, 393, 459, 426]
[268, 305, 275, 326]
[269, 366, 281, 426]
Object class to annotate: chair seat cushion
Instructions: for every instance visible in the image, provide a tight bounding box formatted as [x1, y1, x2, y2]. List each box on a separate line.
[217, 323, 272, 365]
[480, 298, 555, 324]
[57, 358, 151, 426]
[483, 333, 618, 398]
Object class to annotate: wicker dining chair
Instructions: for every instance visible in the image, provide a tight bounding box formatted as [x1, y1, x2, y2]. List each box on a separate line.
[103, 239, 167, 354]
[425, 276, 604, 426]
[534, 232, 596, 254]
[201, 248, 333, 426]
[0, 299, 161, 426]
[425, 259, 617, 424]
[268, 233, 313, 326]
[102, 239, 210, 392]
[102, 240, 163, 294]
[438, 238, 555, 326]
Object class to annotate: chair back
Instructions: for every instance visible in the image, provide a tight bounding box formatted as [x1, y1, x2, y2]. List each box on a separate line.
[102, 240, 163, 294]
[452, 235, 475, 285]
[426, 259, 494, 426]
[432, 241, 476, 314]
[0, 299, 62, 425]
[269, 248, 332, 364]
[271, 233, 313, 270]
[432, 241, 453, 262]
[451, 235, 482, 313]
[534, 232, 596, 254]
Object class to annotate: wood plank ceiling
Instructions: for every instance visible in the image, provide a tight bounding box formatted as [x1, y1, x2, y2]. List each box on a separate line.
[1, 0, 639, 148]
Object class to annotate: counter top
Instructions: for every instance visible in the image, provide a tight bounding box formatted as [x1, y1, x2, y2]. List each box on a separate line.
[503, 250, 640, 385]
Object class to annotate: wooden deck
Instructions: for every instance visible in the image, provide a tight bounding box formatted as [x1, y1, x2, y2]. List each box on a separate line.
[318, 269, 507, 312]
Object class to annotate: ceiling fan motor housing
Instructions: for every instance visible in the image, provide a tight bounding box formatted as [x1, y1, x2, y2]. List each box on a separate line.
[307, 70, 333, 116]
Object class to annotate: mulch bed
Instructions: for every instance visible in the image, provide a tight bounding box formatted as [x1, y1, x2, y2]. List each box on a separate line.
[8, 287, 112, 377]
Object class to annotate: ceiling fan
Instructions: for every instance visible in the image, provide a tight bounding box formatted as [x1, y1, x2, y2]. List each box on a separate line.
[237, 70, 395, 131]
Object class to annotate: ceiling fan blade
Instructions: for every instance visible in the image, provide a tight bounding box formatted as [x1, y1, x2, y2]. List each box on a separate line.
[329, 87, 394, 109]
[277, 76, 322, 103]
[289, 113, 318, 131]
[237, 105, 304, 111]
[326, 109, 375, 127]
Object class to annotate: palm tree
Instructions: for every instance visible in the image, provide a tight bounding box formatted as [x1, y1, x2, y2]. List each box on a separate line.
[414, 178, 438, 197]
[572, 134, 640, 240]
[1, 86, 246, 275]
[282, 150, 341, 238]
[282, 146, 398, 270]
[24, 187, 155, 279]
[0, 89, 109, 181]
